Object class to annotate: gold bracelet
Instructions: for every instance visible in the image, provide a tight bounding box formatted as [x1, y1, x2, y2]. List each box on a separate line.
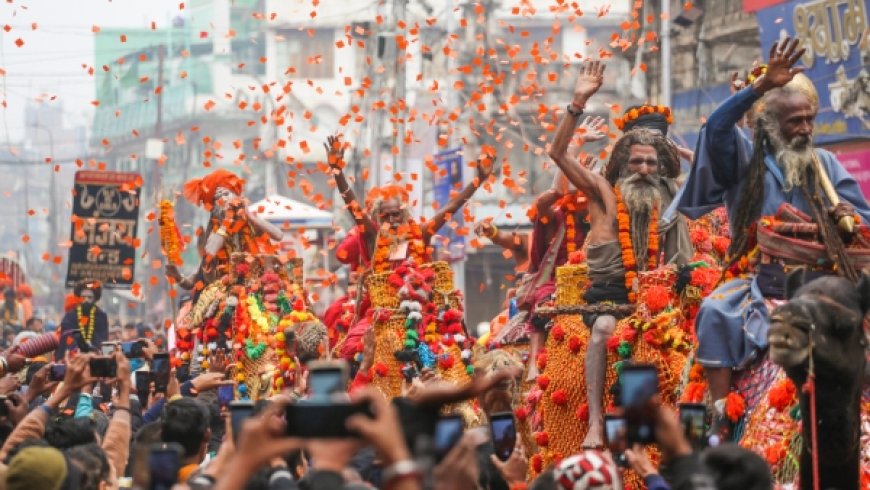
[487, 224, 499, 239]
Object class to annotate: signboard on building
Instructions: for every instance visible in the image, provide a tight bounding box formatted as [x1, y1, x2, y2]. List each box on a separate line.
[431, 148, 465, 261]
[670, 82, 733, 155]
[756, 0, 870, 145]
[66, 171, 141, 289]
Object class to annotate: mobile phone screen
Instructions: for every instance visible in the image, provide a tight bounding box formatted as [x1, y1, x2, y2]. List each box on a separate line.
[49, 364, 67, 382]
[149, 444, 181, 490]
[135, 371, 152, 404]
[679, 403, 707, 451]
[620, 365, 658, 409]
[89, 357, 118, 378]
[229, 401, 255, 443]
[122, 341, 144, 359]
[101, 343, 117, 356]
[489, 412, 517, 462]
[285, 401, 372, 438]
[433, 415, 464, 462]
[217, 384, 234, 408]
[620, 365, 658, 444]
[151, 354, 170, 392]
[308, 368, 344, 399]
[604, 415, 628, 467]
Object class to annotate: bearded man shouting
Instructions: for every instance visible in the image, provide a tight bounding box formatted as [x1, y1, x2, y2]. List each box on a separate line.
[678, 37, 870, 436]
[548, 61, 692, 448]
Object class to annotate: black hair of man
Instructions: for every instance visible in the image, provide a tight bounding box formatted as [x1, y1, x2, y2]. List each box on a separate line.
[702, 443, 773, 490]
[45, 416, 97, 449]
[161, 397, 210, 459]
[66, 443, 110, 490]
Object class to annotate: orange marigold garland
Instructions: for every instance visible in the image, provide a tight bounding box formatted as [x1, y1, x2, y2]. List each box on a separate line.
[159, 199, 184, 266]
[555, 192, 588, 255]
[615, 187, 659, 303]
[614, 104, 674, 131]
[372, 220, 427, 273]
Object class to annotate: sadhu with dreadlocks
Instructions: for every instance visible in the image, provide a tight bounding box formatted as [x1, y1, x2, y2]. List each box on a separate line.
[548, 61, 692, 448]
[677, 37, 870, 437]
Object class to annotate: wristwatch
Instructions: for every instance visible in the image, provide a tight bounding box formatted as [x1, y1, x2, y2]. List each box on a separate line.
[566, 103, 584, 117]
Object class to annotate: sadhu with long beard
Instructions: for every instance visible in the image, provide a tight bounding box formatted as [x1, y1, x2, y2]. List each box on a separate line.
[548, 61, 692, 448]
[324, 135, 493, 361]
[677, 37, 870, 436]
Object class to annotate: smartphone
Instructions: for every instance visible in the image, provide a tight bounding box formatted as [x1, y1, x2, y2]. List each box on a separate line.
[285, 401, 373, 438]
[229, 400, 255, 443]
[217, 384, 234, 408]
[306, 360, 349, 400]
[89, 357, 118, 378]
[175, 363, 190, 383]
[489, 411, 517, 462]
[604, 415, 629, 467]
[679, 403, 708, 451]
[151, 353, 170, 393]
[121, 340, 145, 359]
[148, 442, 183, 490]
[433, 414, 464, 462]
[49, 363, 67, 382]
[620, 364, 659, 444]
[135, 371, 152, 405]
[101, 342, 118, 356]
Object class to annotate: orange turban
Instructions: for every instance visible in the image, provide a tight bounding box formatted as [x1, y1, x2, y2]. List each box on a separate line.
[183, 169, 246, 210]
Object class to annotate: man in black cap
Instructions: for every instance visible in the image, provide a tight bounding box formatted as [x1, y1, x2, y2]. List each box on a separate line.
[56, 280, 109, 358]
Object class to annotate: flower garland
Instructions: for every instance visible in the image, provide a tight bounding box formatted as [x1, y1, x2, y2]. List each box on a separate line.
[745, 64, 767, 85]
[76, 305, 96, 343]
[158, 199, 184, 266]
[614, 104, 674, 130]
[372, 220, 427, 273]
[615, 187, 659, 303]
[555, 192, 588, 255]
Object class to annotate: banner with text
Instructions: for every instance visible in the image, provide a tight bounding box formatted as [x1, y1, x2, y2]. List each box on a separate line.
[66, 171, 141, 289]
[756, 0, 869, 145]
[431, 148, 466, 261]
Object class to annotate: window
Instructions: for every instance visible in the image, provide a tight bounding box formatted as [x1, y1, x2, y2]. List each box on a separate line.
[276, 29, 335, 79]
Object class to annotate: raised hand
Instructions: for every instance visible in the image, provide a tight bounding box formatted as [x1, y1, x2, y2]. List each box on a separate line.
[577, 116, 607, 143]
[323, 134, 346, 169]
[729, 71, 745, 94]
[573, 61, 606, 106]
[756, 37, 806, 93]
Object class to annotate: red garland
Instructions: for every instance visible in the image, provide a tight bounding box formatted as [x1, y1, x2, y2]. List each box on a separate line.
[536, 375, 550, 390]
[725, 392, 746, 422]
[536, 351, 548, 371]
[644, 284, 671, 313]
[550, 389, 568, 406]
[533, 431, 549, 447]
[514, 406, 529, 422]
[531, 454, 544, 473]
[681, 381, 707, 403]
[567, 336, 583, 354]
[769, 379, 797, 412]
[374, 362, 389, 377]
[551, 324, 566, 342]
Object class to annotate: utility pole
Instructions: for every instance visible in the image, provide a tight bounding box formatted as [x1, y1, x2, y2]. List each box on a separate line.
[392, 0, 407, 173]
[661, 0, 672, 107]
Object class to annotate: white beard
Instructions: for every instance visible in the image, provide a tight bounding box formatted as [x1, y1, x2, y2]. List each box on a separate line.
[763, 120, 815, 192]
[617, 173, 662, 271]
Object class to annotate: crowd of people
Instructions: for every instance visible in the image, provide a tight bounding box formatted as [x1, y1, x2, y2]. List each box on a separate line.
[0, 36, 865, 490]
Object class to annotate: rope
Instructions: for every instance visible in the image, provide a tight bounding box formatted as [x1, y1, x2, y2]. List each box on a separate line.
[801, 322, 820, 490]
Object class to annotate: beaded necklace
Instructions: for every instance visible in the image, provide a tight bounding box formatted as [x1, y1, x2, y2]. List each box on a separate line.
[555, 192, 588, 255]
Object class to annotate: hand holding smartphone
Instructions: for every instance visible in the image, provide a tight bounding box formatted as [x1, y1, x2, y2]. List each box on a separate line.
[604, 415, 629, 467]
[620, 364, 659, 444]
[89, 356, 118, 378]
[489, 411, 517, 462]
[49, 363, 67, 382]
[229, 400, 255, 443]
[433, 414, 464, 462]
[678, 403, 708, 451]
[306, 360, 348, 401]
[151, 353, 170, 393]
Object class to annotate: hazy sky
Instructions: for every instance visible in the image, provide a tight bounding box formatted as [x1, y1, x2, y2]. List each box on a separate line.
[0, 0, 180, 145]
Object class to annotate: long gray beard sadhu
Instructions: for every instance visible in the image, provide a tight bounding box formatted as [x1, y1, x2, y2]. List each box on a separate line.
[762, 117, 815, 192]
[618, 173, 662, 272]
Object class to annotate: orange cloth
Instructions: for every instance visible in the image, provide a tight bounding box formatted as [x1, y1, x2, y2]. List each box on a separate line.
[183, 169, 246, 210]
